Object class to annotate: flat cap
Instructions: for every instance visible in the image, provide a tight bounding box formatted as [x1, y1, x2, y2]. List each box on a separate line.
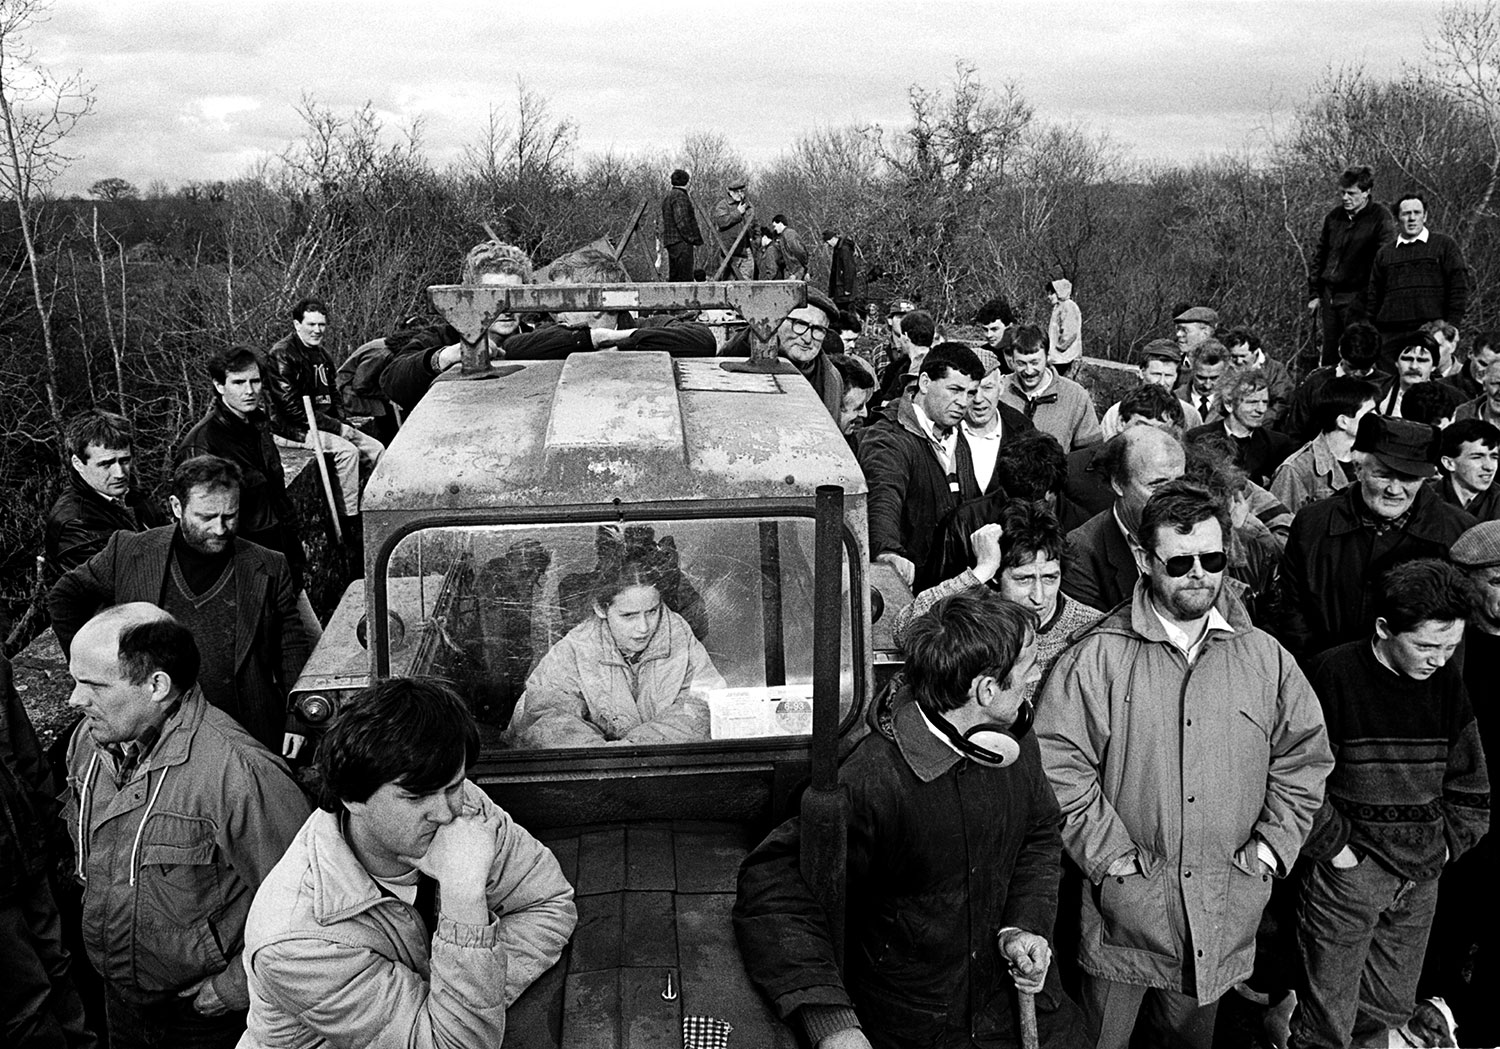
[1452, 520, 1500, 568]
[974, 347, 1001, 375]
[1174, 306, 1219, 326]
[1139, 338, 1183, 364]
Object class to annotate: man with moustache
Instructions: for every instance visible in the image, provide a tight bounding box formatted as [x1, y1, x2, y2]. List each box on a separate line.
[1037, 481, 1332, 1049]
[1281, 415, 1476, 660]
[1377, 332, 1439, 418]
[48, 456, 314, 754]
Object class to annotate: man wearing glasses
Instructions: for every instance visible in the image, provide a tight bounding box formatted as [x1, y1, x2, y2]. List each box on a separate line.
[1038, 480, 1332, 1049]
[725, 288, 845, 423]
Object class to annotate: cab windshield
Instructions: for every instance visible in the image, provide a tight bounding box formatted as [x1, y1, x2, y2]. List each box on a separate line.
[374, 516, 857, 756]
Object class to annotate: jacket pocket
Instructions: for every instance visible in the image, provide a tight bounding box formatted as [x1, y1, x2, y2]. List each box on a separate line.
[132, 821, 225, 992]
[1097, 852, 1176, 957]
[1221, 856, 1274, 964]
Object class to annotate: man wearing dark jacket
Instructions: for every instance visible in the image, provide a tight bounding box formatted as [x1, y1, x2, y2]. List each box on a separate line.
[734, 590, 1088, 1049]
[45, 410, 165, 578]
[661, 169, 702, 282]
[1279, 322, 1393, 445]
[771, 215, 808, 280]
[1307, 166, 1397, 367]
[1281, 414, 1476, 660]
[824, 230, 857, 308]
[857, 343, 985, 588]
[1, 651, 95, 1048]
[48, 456, 315, 755]
[1366, 192, 1468, 351]
[265, 297, 384, 522]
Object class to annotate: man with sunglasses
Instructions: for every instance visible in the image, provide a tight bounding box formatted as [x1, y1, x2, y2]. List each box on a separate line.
[736, 589, 1089, 1049]
[1038, 481, 1332, 1049]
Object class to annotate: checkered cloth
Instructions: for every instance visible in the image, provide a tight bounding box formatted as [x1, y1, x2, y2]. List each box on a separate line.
[682, 1015, 733, 1049]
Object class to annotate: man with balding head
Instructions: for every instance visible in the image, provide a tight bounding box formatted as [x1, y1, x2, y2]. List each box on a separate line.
[1062, 426, 1186, 611]
[62, 603, 308, 1048]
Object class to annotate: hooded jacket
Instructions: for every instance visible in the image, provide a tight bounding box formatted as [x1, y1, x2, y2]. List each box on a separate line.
[1047, 279, 1083, 366]
[240, 785, 576, 1049]
[63, 690, 309, 1008]
[1035, 582, 1332, 1003]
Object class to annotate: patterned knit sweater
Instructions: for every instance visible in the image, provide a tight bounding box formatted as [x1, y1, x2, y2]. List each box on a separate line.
[1303, 639, 1489, 881]
[1368, 232, 1469, 330]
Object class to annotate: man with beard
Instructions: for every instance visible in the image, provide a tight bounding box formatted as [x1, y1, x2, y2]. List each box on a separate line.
[1037, 480, 1331, 1049]
[48, 456, 314, 754]
[859, 343, 984, 588]
[178, 346, 315, 635]
[1281, 414, 1476, 660]
[1290, 560, 1488, 1049]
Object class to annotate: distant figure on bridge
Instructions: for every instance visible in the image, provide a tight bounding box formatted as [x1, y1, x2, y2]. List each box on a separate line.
[661, 168, 702, 282]
[1046, 279, 1083, 377]
[823, 229, 858, 308]
[509, 555, 725, 748]
[771, 215, 808, 281]
[45, 410, 166, 577]
[1307, 165, 1396, 368]
[712, 180, 755, 280]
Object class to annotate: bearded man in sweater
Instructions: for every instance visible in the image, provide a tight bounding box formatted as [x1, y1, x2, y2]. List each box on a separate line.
[1290, 558, 1489, 1049]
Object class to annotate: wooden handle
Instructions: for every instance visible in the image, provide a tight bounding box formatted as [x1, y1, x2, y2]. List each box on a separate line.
[1019, 989, 1039, 1049]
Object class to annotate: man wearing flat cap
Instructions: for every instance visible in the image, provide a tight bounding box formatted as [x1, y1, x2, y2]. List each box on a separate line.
[1416, 521, 1500, 1046]
[713, 180, 755, 280]
[1099, 339, 1205, 439]
[1281, 414, 1477, 659]
[723, 287, 846, 423]
[1174, 306, 1220, 363]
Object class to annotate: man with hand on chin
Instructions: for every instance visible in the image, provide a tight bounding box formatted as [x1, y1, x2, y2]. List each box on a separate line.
[1037, 481, 1331, 1049]
[240, 677, 576, 1048]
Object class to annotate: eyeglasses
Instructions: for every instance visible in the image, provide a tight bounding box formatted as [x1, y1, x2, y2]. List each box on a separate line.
[784, 318, 830, 339]
[1151, 550, 1227, 577]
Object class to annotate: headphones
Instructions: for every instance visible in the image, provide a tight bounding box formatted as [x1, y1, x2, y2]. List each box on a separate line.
[922, 698, 1035, 768]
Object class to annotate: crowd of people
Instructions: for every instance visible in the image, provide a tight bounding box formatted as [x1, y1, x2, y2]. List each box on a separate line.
[1, 163, 1495, 1049]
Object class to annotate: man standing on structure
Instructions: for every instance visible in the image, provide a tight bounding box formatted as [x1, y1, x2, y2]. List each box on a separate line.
[661, 169, 702, 283]
[712, 181, 755, 280]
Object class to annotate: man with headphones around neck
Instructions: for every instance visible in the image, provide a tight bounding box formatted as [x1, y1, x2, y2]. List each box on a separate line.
[1036, 480, 1332, 1049]
[734, 590, 1089, 1049]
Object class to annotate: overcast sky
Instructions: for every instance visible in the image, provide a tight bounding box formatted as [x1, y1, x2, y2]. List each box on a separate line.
[28, 0, 1431, 196]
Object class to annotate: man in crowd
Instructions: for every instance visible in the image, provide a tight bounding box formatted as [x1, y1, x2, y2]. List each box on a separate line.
[1433, 418, 1500, 521]
[1307, 165, 1397, 367]
[1280, 322, 1391, 444]
[961, 346, 1034, 495]
[736, 589, 1090, 1049]
[1378, 331, 1438, 418]
[178, 345, 314, 634]
[1046, 278, 1083, 377]
[1224, 329, 1294, 426]
[1072, 385, 1188, 515]
[1281, 414, 1476, 659]
[2, 649, 95, 1048]
[872, 307, 935, 410]
[1176, 341, 1230, 423]
[1367, 192, 1469, 353]
[1454, 357, 1500, 428]
[859, 343, 985, 588]
[1422, 319, 1463, 383]
[1185, 367, 1298, 487]
[264, 297, 385, 525]
[661, 168, 702, 282]
[823, 229, 857, 309]
[49, 456, 315, 755]
[45, 411, 165, 576]
[240, 678, 576, 1047]
[1442, 328, 1497, 401]
[1291, 560, 1488, 1049]
[63, 603, 309, 1047]
[1270, 376, 1379, 515]
[723, 287, 845, 422]
[1038, 481, 1332, 1049]
[771, 215, 808, 280]
[712, 180, 755, 279]
[1062, 425, 1185, 611]
[828, 353, 877, 439]
[1099, 339, 1203, 439]
[975, 294, 1017, 356]
[1174, 305, 1219, 361]
[998, 324, 1102, 452]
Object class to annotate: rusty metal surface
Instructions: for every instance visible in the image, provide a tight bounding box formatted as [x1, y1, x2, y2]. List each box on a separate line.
[288, 575, 445, 695]
[359, 353, 864, 515]
[428, 281, 806, 373]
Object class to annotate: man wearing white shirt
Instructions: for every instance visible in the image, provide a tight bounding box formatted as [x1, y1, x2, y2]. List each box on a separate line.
[1367, 193, 1468, 353]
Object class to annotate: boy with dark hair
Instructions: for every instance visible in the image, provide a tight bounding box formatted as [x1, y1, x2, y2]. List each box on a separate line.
[736, 589, 1088, 1049]
[1433, 417, 1500, 521]
[999, 324, 1102, 452]
[241, 678, 576, 1048]
[1270, 375, 1378, 514]
[1291, 560, 1489, 1049]
[1402, 380, 1464, 428]
[1280, 322, 1393, 444]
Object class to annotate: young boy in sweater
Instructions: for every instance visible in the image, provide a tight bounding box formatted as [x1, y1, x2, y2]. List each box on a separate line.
[1290, 559, 1489, 1049]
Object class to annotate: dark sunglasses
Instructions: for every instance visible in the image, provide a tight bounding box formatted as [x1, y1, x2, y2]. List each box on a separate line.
[1152, 550, 1227, 577]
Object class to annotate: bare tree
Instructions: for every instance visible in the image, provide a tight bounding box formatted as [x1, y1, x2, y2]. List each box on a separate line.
[0, 0, 94, 463]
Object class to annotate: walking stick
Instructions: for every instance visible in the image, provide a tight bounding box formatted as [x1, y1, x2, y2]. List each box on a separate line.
[302, 395, 344, 543]
[1018, 989, 1039, 1049]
